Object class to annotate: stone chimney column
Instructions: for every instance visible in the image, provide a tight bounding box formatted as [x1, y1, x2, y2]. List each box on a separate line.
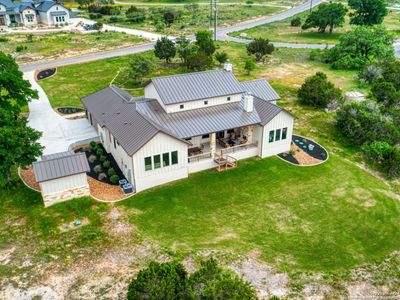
[223, 60, 232, 72]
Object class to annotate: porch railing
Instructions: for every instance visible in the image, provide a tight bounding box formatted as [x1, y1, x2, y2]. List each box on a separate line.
[188, 151, 212, 163]
[220, 141, 258, 155]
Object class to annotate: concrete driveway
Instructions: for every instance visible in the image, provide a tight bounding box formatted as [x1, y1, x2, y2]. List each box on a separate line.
[24, 71, 98, 155]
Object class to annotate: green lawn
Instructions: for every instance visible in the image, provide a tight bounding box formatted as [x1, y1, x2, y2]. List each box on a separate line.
[120, 155, 400, 272]
[0, 31, 146, 64]
[230, 8, 400, 44]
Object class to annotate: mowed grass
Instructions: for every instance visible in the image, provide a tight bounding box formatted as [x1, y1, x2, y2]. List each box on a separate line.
[0, 31, 146, 64]
[230, 7, 400, 44]
[121, 155, 400, 272]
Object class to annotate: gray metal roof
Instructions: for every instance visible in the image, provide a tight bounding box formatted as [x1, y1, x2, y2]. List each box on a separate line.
[33, 152, 89, 183]
[254, 97, 284, 126]
[149, 70, 245, 105]
[35, 1, 56, 12]
[0, 0, 15, 8]
[136, 99, 261, 139]
[41, 151, 75, 160]
[81, 86, 188, 156]
[240, 79, 280, 102]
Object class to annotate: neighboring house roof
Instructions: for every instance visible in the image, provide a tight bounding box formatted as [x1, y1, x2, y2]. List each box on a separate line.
[136, 99, 261, 139]
[35, 0, 56, 12]
[33, 151, 90, 183]
[0, 0, 16, 9]
[240, 79, 280, 102]
[149, 70, 244, 105]
[82, 86, 189, 156]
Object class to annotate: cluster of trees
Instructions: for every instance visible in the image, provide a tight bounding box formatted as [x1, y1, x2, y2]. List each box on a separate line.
[127, 259, 257, 299]
[335, 60, 400, 178]
[299, 0, 387, 34]
[0, 52, 43, 187]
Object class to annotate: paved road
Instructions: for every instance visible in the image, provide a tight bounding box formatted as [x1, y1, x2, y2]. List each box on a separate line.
[20, 0, 322, 72]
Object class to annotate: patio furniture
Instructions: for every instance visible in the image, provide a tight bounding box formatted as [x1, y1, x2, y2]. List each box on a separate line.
[188, 147, 202, 156]
[119, 179, 128, 188]
[228, 139, 235, 147]
[122, 183, 133, 194]
[218, 139, 230, 148]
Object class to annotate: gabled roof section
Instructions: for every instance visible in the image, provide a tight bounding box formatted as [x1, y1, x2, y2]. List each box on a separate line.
[35, 0, 57, 11]
[33, 151, 89, 183]
[0, 0, 15, 8]
[81, 85, 187, 156]
[254, 97, 290, 126]
[240, 79, 280, 102]
[149, 69, 244, 105]
[136, 98, 261, 139]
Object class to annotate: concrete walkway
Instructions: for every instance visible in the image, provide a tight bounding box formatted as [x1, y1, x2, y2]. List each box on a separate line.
[24, 71, 98, 155]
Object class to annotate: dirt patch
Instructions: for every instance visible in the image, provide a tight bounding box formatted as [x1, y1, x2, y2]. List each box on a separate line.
[351, 188, 376, 207]
[331, 187, 347, 198]
[210, 232, 239, 243]
[228, 253, 290, 298]
[0, 247, 15, 265]
[19, 166, 40, 192]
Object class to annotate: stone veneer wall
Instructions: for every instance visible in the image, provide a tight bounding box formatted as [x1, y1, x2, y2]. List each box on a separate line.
[42, 185, 90, 207]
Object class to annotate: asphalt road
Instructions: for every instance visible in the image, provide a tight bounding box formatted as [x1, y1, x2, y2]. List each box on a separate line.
[19, 0, 323, 72]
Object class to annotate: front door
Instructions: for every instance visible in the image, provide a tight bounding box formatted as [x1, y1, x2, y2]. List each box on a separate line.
[9, 15, 16, 24]
[0, 17, 5, 26]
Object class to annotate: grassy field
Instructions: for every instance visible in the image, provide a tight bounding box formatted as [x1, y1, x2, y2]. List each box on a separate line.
[78, 4, 283, 35]
[39, 42, 364, 108]
[0, 31, 146, 64]
[230, 8, 400, 44]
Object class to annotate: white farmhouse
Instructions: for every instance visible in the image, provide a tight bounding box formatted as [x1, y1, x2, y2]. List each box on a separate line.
[0, 0, 69, 27]
[82, 64, 294, 193]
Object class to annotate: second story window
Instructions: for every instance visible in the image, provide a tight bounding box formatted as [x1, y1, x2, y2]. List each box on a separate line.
[227, 96, 231, 101]
[204, 100, 208, 105]
[180, 104, 184, 110]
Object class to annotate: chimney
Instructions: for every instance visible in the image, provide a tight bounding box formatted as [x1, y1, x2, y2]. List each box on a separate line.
[224, 60, 232, 72]
[243, 92, 254, 113]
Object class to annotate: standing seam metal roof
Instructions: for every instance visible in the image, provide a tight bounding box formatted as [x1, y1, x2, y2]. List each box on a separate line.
[150, 70, 245, 105]
[240, 79, 280, 102]
[33, 152, 90, 183]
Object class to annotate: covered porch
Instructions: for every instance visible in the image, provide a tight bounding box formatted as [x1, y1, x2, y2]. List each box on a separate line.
[187, 125, 259, 164]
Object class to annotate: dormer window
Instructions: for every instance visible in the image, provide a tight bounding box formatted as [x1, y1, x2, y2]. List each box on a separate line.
[227, 96, 231, 101]
[204, 100, 208, 105]
[180, 104, 184, 109]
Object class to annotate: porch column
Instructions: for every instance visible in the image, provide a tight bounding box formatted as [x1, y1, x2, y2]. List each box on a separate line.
[210, 132, 216, 158]
[244, 126, 254, 143]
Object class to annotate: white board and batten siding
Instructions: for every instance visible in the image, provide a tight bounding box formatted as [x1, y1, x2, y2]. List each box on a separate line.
[144, 82, 242, 113]
[40, 173, 88, 195]
[132, 132, 188, 192]
[260, 110, 293, 157]
[39, 4, 69, 25]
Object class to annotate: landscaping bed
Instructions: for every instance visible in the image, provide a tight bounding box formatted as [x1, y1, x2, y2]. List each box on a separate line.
[36, 68, 56, 80]
[278, 134, 328, 166]
[56, 107, 84, 115]
[75, 142, 126, 185]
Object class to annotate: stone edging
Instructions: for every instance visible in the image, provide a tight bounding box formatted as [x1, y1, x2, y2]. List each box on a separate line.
[18, 167, 41, 192]
[276, 134, 330, 167]
[89, 191, 135, 203]
[34, 67, 57, 81]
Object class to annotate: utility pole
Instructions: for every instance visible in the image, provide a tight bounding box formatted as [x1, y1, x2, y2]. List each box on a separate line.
[214, 0, 217, 41]
[309, 0, 313, 13]
[209, 0, 213, 30]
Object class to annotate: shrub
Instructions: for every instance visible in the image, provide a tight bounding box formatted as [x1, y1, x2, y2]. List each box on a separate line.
[103, 160, 111, 169]
[93, 22, 103, 31]
[98, 172, 107, 181]
[362, 141, 400, 178]
[107, 167, 116, 177]
[109, 16, 121, 23]
[358, 64, 382, 84]
[26, 34, 33, 43]
[214, 51, 228, 64]
[94, 164, 102, 174]
[291, 16, 301, 27]
[96, 147, 103, 157]
[244, 58, 256, 75]
[110, 174, 119, 184]
[126, 5, 145, 23]
[90, 141, 97, 149]
[88, 154, 97, 163]
[297, 72, 342, 109]
[15, 45, 27, 52]
[99, 155, 107, 162]
[246, 38, 274, 61]
[0, 36, 8, 42]
[127, 261, 187, 300]
[88, 13, 102, 20]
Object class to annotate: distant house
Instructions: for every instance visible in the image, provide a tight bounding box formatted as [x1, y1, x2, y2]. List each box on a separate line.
[82, 63, 294, 193]
[0, 0, 70, 27]
[33, 151, 90, 206]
